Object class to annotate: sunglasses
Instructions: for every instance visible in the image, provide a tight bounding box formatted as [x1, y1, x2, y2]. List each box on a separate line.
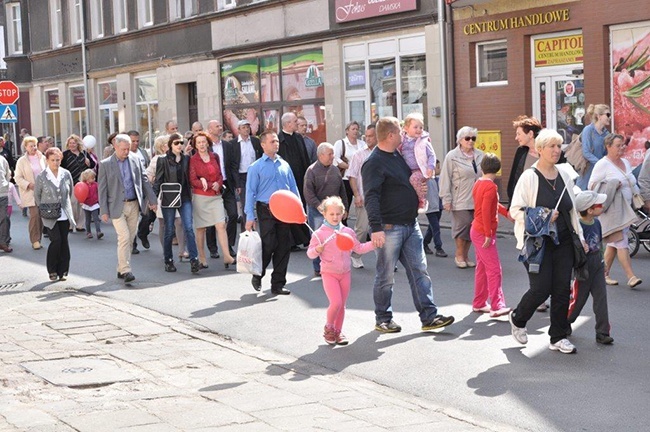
[464, 136, 477, 141]
[172, 140, 184, 146]
[604, 113, 611, 118]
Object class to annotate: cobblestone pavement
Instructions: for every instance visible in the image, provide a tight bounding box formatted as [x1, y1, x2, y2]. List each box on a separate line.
[0, 287, 520, 432]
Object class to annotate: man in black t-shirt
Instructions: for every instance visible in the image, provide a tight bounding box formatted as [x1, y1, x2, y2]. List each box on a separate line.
[361, 117, 454, 334]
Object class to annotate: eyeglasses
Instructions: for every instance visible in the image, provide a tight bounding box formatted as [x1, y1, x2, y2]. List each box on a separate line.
[464, 136, 477, 142]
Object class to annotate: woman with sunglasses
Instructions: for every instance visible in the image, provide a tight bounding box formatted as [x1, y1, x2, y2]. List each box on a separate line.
[575, 104, 610, 190]
[588, 133, 641, 288]
[189, 132, 236, 269]
[154, 133, 200, 273]
[439, 126, 484, 268]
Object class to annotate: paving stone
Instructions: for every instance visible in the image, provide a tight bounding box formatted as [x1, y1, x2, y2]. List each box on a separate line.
[253, 402, 370, 431]
[214, 385, 309, 412]
[59, 325, 118, 335]
[46, 320, 108, 331]
[137, 398, 254, 429]
[93, 330, 133, 341]
[21, 358, 135, 387]
[191, 422, 280, 431]
[346, 405, 433, 428]
[322, 392, 386, 411]
[116, 423, 181, 432]
[61, 408, 162, 432]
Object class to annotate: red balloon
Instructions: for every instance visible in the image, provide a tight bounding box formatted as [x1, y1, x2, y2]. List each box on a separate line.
[335, 231, 355, 251]
[269, 190, 307, 224]
[74, 182, 89, 203]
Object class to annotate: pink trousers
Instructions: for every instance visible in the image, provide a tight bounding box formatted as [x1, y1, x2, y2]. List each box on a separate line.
[321, 271, 351, 331]
[409, 170, 427, 209]
[469, 227, 506, 311]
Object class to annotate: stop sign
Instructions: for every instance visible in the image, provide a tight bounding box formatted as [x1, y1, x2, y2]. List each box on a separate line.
[0, 81, 19, 105]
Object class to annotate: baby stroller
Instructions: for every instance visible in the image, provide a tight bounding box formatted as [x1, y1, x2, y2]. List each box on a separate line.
[627, 207, 650, 257]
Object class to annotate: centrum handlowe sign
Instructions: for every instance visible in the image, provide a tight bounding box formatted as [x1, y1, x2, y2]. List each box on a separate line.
[334, 0, 417, 23]
[463, 8, 570, 35]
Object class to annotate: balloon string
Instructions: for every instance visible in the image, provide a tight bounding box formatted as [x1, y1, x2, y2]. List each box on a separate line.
[305, 222, 337, 247]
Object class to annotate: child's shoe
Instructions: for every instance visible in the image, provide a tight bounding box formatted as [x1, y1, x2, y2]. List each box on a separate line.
[86, 232, 93, 239]
[97, 231, 104, 239]
[417, 199, 428, 214]
[323, 325, 336, 345]
[335, 330, 349, 345]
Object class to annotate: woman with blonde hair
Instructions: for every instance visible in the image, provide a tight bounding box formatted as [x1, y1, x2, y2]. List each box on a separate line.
[60, 134, 95, 231]
[576, 104, 610, 189]
[14, 136, 46, 249]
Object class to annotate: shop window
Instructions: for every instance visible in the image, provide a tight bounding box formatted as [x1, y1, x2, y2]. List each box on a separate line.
[401, 55, 428, 119]
[221, 49, 326, 144]
[45, 90, 61, 147]
[98, 82, 118, 151]
[477, 40, 508, 86]
[69, 86, 87, 137]
[370, 58, 397, 119]
[6, 3, 22, 54]
[135, 76, 158, 152]
[170, 0, 198, 19]
[50, 0, 63, 48]
[90, 0, 104, 39]
[345, 62, 366, 91]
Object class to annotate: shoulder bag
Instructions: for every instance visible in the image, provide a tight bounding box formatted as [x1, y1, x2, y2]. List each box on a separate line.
[39, 202, 62, 220]
[610, 159, 644, 210]
[565, 133, 588, 175]
[160, 183, 182, 209]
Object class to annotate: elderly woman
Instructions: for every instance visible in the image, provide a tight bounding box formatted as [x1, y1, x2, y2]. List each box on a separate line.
[509, 129, 584, 354]
[575, 104, 610, 190]
[155, 133, 199, 273]
[14, 136, 46, 250]
[439, 126, 484, 268]
[61, 134, 95, 231]
[588, 133, 641, 288]
[189, 132, 235, 269]
[34, 148, 76, 281]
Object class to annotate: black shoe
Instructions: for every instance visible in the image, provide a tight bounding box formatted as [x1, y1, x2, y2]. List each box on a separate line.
[421, 314, 455, 331]
[210, 251, 220, 259]
[291, 245, 302, 252]
[132, 246, 140, 255]
[314, 271, 321, 277]
[435, 249, 448, 258]
[271, 287, 291, 295]
[122, 272, 136, 283]
[140, 236, 150, 249]
[596, 333, 614, 345]
[423, 245, 434, 255]
[117, 272, 125, 279]
[190, 259, 200, 274]
[252, 276, 262, 292]
[165, 261, 177, 272]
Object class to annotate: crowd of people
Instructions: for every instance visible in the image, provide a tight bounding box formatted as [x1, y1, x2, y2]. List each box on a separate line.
[0, 105, 644, 353]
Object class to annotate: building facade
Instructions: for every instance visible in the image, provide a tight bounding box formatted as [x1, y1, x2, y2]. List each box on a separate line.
[3, 0, 448, 158]
[449, 0, 650, 198]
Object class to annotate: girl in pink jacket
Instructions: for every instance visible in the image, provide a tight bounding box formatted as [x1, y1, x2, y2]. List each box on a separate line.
[400, 113, 437, 214]
[307, 196, 374, 346]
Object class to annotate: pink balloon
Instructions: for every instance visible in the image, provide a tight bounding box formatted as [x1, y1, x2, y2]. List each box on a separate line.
[335, 232, 355, 251]
[269, 190, 307, 224]
[74, 182, 89, 203]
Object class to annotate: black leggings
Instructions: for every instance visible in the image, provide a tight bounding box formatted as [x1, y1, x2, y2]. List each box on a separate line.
[47, 220, 71, 277]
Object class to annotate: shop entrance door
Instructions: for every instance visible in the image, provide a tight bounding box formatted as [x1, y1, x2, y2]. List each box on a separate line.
[533, 74, 586, 144]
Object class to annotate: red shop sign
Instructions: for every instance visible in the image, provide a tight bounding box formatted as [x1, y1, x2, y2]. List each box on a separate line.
[334, 0, 418, 23]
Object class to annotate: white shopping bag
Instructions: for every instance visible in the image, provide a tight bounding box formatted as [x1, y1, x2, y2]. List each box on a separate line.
[237, 231, 263, 276]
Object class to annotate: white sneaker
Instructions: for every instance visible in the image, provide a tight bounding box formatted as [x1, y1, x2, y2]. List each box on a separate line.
[351, 256, 364, 269]
[509, 311, 528, 344]
[549, 338, 577, 354]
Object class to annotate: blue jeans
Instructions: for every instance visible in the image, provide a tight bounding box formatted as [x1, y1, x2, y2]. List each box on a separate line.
[308, 206, 324, 272]
[373, 221, 438, 324]
[162, 200, 198, 262]
[423, 211, 443, 250]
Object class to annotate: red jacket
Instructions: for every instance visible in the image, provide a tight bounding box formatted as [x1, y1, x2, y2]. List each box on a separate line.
[471, 178, 508, 237]
[189, 152, 223, 196]
[83, 181, 99, 206]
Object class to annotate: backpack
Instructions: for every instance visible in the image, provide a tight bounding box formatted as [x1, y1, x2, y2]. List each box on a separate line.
[565, 133, 588, 175]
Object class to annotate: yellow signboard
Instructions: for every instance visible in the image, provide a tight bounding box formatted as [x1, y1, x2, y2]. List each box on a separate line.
[476, 130, 502, 176]
[534, 34, 583, 67]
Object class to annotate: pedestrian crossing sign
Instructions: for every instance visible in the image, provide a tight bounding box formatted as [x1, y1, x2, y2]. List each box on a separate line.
[0, 104, 17, 123]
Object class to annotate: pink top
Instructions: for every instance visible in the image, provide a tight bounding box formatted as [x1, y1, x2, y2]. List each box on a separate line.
[307, 225, 375, 274]
[29, 154, 43, 177]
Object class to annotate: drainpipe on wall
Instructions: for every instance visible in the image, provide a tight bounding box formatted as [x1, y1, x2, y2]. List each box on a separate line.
[437, 0, 453, 154]
[80, 1, 91, 139]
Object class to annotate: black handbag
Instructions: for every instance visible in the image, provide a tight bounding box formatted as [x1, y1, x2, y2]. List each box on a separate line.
[561, 209, 588, 280]
[39, 202, 62, 220]
[160, 183, 182, 209]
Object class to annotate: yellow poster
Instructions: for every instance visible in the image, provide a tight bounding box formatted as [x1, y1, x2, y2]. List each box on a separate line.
[476, 130, 502, 175]
[534, 34, 583, 67]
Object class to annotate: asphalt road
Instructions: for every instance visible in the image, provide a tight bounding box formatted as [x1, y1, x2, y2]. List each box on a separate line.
[3, 215, 649, 432]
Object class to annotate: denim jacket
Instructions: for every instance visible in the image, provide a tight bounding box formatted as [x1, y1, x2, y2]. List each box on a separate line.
[518, 206, 559, 272]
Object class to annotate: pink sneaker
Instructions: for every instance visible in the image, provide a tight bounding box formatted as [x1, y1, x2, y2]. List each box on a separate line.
[323, 326, 336, 345]
[335, 330, 349, 346]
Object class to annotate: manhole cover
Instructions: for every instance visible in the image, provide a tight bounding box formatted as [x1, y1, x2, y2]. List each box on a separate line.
[20, 358, 134, 387]
[0, 282, 24, 291]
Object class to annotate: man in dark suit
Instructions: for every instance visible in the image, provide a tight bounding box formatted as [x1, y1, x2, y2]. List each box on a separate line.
[98, 134, 157, 284]
[206, 120, 238, 258]
[277, 112, 311, 248]
[230, 119, 262, 233]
